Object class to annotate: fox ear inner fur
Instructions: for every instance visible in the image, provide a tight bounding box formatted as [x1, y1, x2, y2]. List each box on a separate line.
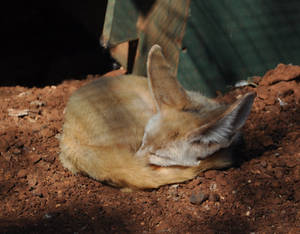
[188, 92, 255, 144]
[146, 45, 190, 111]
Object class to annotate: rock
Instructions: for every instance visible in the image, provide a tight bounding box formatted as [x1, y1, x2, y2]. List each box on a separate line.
[30, 100, 46, 107]
[294, 190, 300, 202]
[274, 169, 283, 179]
[8, 108, 29, 117]
[0, 137, 10, 152]
[12, 148, 22, 155]
[28, 153, 42, 164]
[209, 193, 220, 202]
[204, 170, 217, 179]
[43, 213, 52, 219]
[252, 76, 262, 84]
[155, 221, 170, 233]
[189, 192, 208, 205]
[17, 169, 27, 178]
[186, 177, 203, 189]
[256, 86, 269, 100]
[260, 160, 267, 168]
[43, 155, 56, 163]
[216, 174, 227, 186]
[260, 64, 300, 86]
[271, 180, 280, 188]
[267, 164, 273, 171]
[286, 160, 297, 168]
[293, 166, 300, 181]
[255, 190, 264, 200]
[27, 174, 38, 188]
[262, 136, 273, 147]
[209, 182, 217, 191]
[40, 127, 53, 138]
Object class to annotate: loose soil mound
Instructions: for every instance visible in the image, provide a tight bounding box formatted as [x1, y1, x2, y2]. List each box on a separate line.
[0, 65, 299, 233]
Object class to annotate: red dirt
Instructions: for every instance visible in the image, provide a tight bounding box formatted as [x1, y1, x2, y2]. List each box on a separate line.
[0, 65, 299, 233]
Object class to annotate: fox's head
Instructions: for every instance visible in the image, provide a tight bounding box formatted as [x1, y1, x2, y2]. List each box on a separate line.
[136, 45, 255, 167]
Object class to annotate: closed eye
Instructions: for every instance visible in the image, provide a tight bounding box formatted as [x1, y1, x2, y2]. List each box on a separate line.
[150, 152, 172, 160]
[191, 140, 202, 145]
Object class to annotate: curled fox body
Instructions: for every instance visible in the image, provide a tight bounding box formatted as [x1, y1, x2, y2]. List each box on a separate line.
[59, 45, 255, 190]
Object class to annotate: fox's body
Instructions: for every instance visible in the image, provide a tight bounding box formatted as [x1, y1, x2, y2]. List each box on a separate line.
[60, 45, 255, 190]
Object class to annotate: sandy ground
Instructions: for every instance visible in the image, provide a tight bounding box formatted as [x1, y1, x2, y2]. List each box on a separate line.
[0, 65, 299, 233]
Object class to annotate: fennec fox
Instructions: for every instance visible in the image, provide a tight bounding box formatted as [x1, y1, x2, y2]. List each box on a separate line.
[59, 45, 255, 190]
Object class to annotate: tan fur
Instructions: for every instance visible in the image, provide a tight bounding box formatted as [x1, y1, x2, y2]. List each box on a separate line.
[59, 45, 255, 190]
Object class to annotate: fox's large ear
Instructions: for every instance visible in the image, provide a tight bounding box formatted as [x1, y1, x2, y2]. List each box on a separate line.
[147, 45, 190, 111]
[188, 92, 255, 144]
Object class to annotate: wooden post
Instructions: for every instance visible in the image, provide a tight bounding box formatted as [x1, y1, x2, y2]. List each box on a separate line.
[101, 0, 190, 75]
[133, 0, 190, 77]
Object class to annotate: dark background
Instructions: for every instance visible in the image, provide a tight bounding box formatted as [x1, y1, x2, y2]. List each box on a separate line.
[1, 0, 114, 87]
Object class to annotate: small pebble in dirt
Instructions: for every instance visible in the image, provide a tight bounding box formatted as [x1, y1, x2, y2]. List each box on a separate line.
[8, 108, 29, 117]
[30, 100, 46, 107]
[204, 170, 217, 179]
[17, 169, 27, 178]
[293, 167, 300, 181]
[0, 138, 10, 152]
[43, 213, 52, 219]
[27, 175, 38, 188]
[12, 148, 22, 155]
[271, 180, 280, 188]
[262, 136, 273, 147]
[275, 169, 283, 179]
[209, 193, 220, 202]
[17, 91, 28, 97]
[28, 153, 42, 164]
[189, 192, 208, 205]
[170, 184, 179, 189]
[209, 182, 217, 191]
[260, 160, 267, 168]
[277, 97, 287, 106]
[286, 160, 296, 168]
[275, 152, 280, 157]
[216, 174, 227, 186]
[294, 190, 300, 202]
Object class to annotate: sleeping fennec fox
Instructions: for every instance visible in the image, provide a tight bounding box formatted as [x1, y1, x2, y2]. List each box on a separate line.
[59, 45, 255, 190]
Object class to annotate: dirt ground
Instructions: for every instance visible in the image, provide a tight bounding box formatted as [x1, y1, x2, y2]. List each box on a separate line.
[0, 64, 299, 234]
